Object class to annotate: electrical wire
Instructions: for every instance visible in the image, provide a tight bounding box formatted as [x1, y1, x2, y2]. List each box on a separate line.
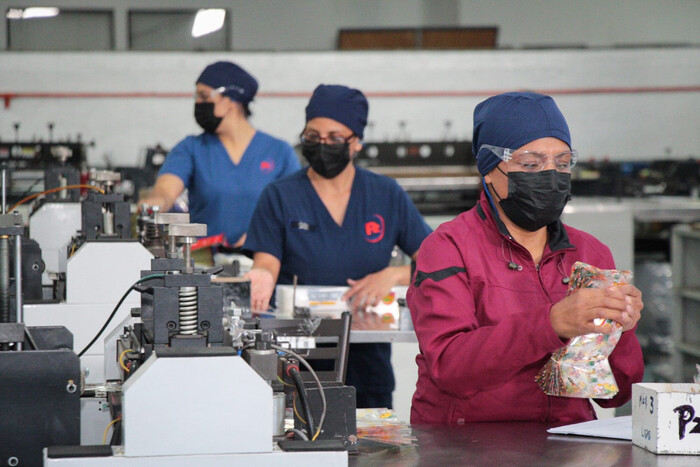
[289, 367, 315, 438]
[102, 417, 121, 445]
[119, 348, 134, 373]
[77, 273, 165, 357]
[8, 184, 105, 212]
[288, 429, 309, 441]
[271, 345, 326, 441]
[292, 392, 305, 423]
[277, 375, 295, 387]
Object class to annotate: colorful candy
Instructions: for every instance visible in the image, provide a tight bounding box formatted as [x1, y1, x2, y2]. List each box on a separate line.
[535, 262, 632, 398]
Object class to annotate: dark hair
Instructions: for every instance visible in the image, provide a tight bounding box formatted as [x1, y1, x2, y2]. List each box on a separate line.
[242, 103, 252, 118]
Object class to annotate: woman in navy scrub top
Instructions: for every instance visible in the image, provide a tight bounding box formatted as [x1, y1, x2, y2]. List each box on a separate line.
[139, 61, 300, 247]
[243, 84, 432, 408]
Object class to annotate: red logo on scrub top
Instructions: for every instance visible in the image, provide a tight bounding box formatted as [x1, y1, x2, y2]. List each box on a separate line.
[260, 159, 275, 174]
[364, 214, 385, 243]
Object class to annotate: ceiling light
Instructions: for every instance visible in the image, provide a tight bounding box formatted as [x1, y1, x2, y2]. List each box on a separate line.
[6, 7, 60, 19]
[191, 9, 226, 38]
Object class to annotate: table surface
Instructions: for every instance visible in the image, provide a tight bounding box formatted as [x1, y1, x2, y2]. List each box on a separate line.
[349, 421, 698, 466]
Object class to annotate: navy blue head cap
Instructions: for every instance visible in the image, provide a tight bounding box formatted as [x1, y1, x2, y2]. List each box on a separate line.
[472, 92, 571, 176]
[305, 84, 369, 139]
[196, 61, 258, 105]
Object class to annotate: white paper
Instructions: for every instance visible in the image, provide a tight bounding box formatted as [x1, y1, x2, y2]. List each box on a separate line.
[547, 415, 632, 440]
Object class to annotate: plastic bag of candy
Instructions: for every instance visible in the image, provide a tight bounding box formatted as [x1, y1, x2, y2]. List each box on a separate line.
[535, 261, 632, 398]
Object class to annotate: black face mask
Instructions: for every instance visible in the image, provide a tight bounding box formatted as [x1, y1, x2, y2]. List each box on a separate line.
[194, 102, 222, 133]
[301, 143, 351, 179]
[493, 168, 571, 231]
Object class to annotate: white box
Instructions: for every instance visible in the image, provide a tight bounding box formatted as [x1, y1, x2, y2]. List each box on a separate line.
[632, 383, 700, 454]
[275, 285, 402, 329]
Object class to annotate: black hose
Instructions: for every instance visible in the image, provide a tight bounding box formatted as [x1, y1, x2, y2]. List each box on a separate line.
[289, 367, 315, 439]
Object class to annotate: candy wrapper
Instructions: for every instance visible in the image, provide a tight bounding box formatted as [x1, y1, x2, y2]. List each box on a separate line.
[356, 409, 416, 446]
[535, 261, 632, 398]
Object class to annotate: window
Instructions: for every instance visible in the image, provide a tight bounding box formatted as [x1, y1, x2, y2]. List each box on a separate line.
[7, 8, 113, 51]
[129, 9, 229, 51]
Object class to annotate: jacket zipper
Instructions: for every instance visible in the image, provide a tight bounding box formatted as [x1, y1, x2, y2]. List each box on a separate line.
[534, 263, 552, 301]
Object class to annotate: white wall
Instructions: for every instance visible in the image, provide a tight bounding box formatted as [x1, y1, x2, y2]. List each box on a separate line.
[1, 47, 699, 166]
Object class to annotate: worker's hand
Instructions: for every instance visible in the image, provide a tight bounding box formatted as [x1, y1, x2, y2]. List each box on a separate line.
[342, 266, 401, 312]
[245, 267, 275, 312]
[350, 310, 387, 330]
[550, 286, 638, 340]
[617, 284, 643, 332]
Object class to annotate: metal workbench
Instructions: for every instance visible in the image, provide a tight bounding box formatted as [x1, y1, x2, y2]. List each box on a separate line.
[349, 421, 696, 466]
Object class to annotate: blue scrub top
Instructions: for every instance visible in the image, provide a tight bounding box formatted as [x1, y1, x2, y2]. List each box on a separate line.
[244, 166, 431, 287]
[159, 131, 300, 244]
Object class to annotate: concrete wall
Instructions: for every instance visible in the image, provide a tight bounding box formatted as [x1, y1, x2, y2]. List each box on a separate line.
[2, 48, 699, 166]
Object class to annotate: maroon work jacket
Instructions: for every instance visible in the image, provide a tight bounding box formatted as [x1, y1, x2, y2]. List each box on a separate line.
[407, 191, 644, 425]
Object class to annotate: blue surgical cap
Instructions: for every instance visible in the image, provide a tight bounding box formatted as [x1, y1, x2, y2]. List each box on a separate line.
[305, 84, 369, 139]
[196, 61, 258, 105]
[472, 92, 571, 176]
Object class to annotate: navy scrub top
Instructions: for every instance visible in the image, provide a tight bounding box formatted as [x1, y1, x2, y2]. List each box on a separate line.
[159, 131, 300, 244]
[244, 166, 432, 398]
[244, 166, 430, 286]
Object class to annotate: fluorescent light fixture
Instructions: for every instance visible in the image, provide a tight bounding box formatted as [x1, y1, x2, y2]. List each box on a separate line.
[6, 7, 60, 19]
[191, 9, 226, 38]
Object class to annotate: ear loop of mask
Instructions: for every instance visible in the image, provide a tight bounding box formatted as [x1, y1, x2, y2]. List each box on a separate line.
[483, 164, 508, 216]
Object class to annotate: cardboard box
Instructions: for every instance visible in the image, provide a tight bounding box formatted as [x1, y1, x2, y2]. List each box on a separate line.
[632, 383, 700, 454]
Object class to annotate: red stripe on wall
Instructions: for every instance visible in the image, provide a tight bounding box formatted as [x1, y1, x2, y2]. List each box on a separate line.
[3, 85, 700, 108]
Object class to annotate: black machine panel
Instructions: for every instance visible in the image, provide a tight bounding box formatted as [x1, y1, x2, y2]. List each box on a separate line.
[355, 140, 473, 168]
[0, 348, 81, 466]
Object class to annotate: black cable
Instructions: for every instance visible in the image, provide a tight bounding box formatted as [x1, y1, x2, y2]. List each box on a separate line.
[272, 345, 327, 439]
[289, 367, 315, 439]
[77, 274, 165, 357]
[109, 419, 122, 446]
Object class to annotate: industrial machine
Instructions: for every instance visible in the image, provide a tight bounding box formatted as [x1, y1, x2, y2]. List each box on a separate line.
[0, 129, 87, 209]
[23, 170, 153, 389]
[46, 222, 353, 465]
[354, 139, 481, 215]
[0, 185, 81, 467]
[1, 161, 356, 463]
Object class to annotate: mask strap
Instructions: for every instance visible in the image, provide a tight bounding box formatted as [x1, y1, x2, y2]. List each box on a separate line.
[488, 182, 503, 202]
[483, 165, 507, 216]
[481, 178, 499, 217]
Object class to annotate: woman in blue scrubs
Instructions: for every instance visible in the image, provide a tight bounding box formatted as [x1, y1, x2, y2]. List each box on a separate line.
[139, 61, 300, 247]
[243, 84, 432, 408]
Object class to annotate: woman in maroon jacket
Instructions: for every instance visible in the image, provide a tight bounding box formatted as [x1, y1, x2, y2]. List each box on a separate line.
[407, 92, 644, 425]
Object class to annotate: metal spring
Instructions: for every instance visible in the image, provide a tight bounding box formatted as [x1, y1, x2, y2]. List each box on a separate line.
[178, 287, 198, 335]
[145, 222, 161, 242]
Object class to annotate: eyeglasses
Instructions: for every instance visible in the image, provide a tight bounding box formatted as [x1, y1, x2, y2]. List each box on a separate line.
[481, 144, 578, 173]
[300, 131, 355, 146]
[195, 84, 246, 102]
